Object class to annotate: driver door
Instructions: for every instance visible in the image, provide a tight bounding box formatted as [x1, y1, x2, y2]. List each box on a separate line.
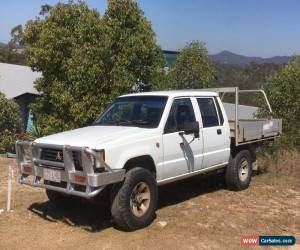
[162, 98, 203, 180]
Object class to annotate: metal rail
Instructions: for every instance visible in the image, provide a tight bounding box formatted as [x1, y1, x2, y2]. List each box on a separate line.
[203, 87, 276, 146]
[16, 141, 125, 198]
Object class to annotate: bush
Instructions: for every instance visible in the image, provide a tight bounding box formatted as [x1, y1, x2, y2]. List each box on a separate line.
[265, 57, 300, 150]
[0, 92, 22, 153]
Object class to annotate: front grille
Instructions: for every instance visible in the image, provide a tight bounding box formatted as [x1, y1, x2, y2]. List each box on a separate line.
[41, 148, 63, 162]
[40, 148, 83, 171]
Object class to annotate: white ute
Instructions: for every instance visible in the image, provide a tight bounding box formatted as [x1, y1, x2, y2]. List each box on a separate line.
[16, 87, 282, 230]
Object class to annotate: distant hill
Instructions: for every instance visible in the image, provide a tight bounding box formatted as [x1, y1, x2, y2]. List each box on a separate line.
[163, 50, 293, 66]
[209, 50, 292, 65]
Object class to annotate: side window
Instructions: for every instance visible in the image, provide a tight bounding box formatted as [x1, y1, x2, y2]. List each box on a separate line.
[164, 98, 196, 133]
[214, 97, 224, 125]
[197, 98, 219, 128]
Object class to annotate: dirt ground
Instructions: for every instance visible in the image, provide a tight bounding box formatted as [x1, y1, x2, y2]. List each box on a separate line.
[0, 152, 299, 250]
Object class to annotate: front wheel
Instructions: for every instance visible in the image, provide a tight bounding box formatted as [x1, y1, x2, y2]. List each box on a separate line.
[225, 150, 253, 191]
[110, 167, 157, 231]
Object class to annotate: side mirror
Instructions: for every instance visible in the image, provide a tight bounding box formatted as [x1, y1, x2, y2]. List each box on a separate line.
[181, 121, 199, 138]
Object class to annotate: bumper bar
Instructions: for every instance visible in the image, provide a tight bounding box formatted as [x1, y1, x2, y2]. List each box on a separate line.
[16, 141, 125, 198]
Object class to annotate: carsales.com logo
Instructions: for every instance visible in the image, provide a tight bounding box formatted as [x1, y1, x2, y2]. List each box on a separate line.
[241, 235, 296, 246]
[241, 235, 259, 246]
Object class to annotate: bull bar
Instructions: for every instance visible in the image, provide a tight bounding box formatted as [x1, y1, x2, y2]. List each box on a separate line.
[16, 141, 125, 198]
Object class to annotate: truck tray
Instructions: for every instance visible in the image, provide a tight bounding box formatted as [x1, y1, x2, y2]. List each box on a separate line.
[229, 119, 282, 144]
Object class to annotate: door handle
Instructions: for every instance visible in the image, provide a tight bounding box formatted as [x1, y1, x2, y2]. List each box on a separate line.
[217, 129, 222, 135]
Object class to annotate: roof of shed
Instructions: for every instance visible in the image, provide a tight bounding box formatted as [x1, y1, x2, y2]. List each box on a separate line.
[0, 63, 41, 99]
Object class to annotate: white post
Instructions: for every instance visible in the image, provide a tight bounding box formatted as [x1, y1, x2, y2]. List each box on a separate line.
[7, 165, 13, 212]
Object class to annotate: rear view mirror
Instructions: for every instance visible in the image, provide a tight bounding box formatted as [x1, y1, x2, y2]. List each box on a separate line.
[182, 121, 199, 138]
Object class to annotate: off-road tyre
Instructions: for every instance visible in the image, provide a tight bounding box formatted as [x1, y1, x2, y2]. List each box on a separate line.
[110, 167, 157, 231]
[225, 149, 253, 191]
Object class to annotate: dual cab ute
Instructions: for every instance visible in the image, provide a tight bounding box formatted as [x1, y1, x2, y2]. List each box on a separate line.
[16, 87, 282, 230]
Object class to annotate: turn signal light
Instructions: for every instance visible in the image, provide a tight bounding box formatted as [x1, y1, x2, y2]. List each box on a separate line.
[23, 165, 32, 173]
[74, 175, 85, 183]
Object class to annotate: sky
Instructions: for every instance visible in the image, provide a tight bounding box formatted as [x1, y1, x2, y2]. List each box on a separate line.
[1, 0, 300, 57]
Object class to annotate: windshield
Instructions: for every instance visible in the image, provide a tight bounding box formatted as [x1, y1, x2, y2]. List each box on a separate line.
[95, 96, 168, 128]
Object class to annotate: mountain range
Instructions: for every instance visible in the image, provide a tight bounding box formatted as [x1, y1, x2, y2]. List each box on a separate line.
[0, 41, 295, 66]
[209, 50, 293, 65]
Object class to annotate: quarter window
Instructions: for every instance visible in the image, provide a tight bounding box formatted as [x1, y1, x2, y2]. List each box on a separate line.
[214, 97, 224, 125]
[197, 98, 219, 127]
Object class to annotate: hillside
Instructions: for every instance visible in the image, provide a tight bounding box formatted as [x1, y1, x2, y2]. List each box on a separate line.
[209, 50, 292, 65]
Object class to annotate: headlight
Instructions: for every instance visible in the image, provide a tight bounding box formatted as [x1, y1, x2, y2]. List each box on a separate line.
[84, 148, 105, 171]
[98, 149, 105, 162]
[23, 143, 33, 163]
[95, 149, 105, 171]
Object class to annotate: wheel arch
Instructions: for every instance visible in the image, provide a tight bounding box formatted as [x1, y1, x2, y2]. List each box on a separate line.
[123, 155, 157, 178]
[231, 143, 256, 162]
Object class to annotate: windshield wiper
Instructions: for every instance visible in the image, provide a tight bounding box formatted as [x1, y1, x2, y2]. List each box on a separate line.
[92, 120, 151, 127]
[132, 120, 151, 125]
[117, 120, 151, 127]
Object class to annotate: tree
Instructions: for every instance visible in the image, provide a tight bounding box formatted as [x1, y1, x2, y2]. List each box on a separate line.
[39, 4, 52, 15]
[10, 24, 23, 48]
[103, 0, 164, 92]
[265, 57, 300, 147]
[0, 25, 26, 65]
[23, 0, 164, 135]
[166, 41, 214, 89]
[0, 92, 22, 153]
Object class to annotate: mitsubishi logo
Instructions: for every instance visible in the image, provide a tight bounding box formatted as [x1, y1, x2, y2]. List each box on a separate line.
[55, 152, 62, 161]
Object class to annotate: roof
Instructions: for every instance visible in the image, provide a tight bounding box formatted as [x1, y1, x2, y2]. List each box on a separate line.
[162, 50, 178, 67]
[121, 90, 218, 98]
[0, 63, 41, 99]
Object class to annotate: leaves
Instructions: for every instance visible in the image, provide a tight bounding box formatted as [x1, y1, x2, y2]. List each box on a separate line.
[165, 41, 214, 89]
[23, 0, 164, 135]
[265, 56, 300, 148]
[0, 92, 22, 153]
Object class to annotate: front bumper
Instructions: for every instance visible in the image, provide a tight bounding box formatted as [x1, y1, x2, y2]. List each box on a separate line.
[16, 141, 125, 198]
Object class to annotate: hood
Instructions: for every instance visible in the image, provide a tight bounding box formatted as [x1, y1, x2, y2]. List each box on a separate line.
[34, 125, 150, 148]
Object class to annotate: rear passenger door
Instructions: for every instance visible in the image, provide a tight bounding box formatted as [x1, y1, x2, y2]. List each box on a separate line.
[197, 97, 228, 168]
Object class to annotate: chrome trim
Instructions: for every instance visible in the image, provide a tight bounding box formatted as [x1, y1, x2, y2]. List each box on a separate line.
[34, 159, 64, 168]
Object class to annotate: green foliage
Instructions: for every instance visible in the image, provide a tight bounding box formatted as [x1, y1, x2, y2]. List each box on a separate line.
[265, 57, 300, 148]
[39, 4, 52, 16]
[0, 24, 26, 65]
[0, 43, 26, 65]
[212, 62, 281, 89]
[103, 0, 165, 92]
[23, 0, 164, 135]
[10, 25, 24, 47]
[164, 41, 214, 89]
[0, 92, 22, 153]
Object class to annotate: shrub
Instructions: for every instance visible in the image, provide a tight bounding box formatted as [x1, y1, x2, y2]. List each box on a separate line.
[0, 92, 22, 153]
[265, 57, 300, 150]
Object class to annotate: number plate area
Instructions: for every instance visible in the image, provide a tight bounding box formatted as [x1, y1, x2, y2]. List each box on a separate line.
[43, 168, 61, 183]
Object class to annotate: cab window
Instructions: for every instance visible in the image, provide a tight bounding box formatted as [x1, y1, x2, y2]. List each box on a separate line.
[164, 98, 196, 133]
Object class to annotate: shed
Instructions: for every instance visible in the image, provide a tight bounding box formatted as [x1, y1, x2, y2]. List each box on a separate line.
[0, 63, 41, 131]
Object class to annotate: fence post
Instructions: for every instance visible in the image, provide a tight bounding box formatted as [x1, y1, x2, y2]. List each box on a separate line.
[7, 165, 13, 212]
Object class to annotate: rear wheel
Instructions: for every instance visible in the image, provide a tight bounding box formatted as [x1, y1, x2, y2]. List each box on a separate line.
[110, 167, 157, 231]
[225, 150, 253, 191]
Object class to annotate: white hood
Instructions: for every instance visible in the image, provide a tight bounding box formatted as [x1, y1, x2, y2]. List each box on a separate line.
[35, 125, 150, 148]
